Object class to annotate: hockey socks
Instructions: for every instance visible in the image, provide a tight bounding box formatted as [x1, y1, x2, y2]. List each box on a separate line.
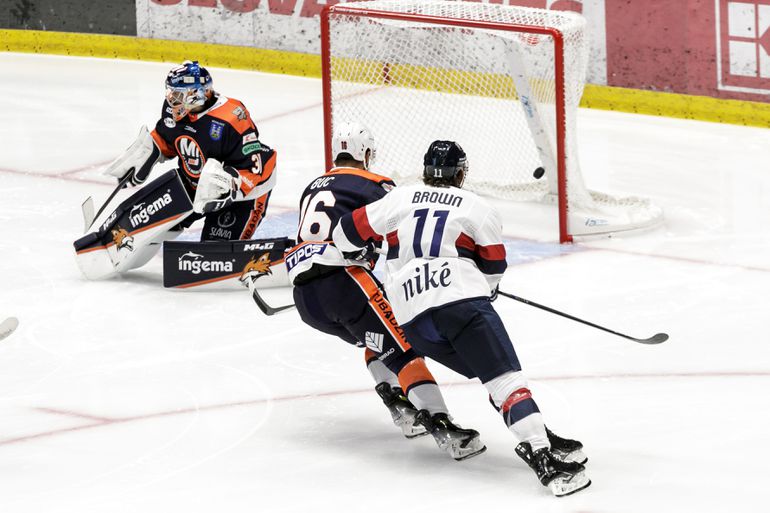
[365, 349, 400, 388]
[485, 371, 549, 451]
[397, 358, 448, 414]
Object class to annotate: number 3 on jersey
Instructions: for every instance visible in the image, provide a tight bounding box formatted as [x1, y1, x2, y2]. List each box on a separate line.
[298, 190, 336, 241]
[412, 208, 448, 258]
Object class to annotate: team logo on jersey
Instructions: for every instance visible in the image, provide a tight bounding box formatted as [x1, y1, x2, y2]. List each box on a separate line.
[364, 331, 385, 352]
[111, 225, 134, 251]
[209, 120, 225, 141]
[243, 133, 258, 144]
[174, 135, 207, 178]
[232, 106, 248, 121]
[164, 117, 176, 128]
[217, 210, 237, 228]
[239, 253, 272, 284]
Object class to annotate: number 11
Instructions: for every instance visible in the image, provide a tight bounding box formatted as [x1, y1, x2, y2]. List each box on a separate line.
[413, 209, 449, 258]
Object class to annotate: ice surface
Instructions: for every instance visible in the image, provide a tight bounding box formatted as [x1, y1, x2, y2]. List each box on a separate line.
[1, 53, 769, 512]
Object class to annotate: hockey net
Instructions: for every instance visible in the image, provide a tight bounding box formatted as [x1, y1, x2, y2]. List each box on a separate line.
[321, 0, 662, 242]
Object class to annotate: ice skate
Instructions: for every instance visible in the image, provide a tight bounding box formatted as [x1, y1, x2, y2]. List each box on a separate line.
[546, 426, 587, 464]
[515, 442, 591, 497]
[375, 383, 428, 439]
[414, 410, 486, 461]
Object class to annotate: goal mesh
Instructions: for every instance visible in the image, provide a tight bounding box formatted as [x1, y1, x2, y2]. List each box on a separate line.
[323, 0, 662, 240]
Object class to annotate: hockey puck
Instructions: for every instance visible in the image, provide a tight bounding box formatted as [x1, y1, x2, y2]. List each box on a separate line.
[0, 317, 19, 341]
[533, 167, 545, 179]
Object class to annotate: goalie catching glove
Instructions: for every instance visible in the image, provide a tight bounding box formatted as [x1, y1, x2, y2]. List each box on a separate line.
[103, 126, 166, 187]
[193, 158, 242, 214]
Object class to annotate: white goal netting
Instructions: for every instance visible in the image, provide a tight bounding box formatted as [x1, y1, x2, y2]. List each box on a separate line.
[323, 0, 662, 240]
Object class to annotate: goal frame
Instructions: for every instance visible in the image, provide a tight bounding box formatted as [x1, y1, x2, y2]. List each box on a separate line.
[321, 4, 573, 242]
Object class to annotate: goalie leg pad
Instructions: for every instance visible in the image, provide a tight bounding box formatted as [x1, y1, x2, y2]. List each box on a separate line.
[162, 236, 293, 289]
[74, 170, 194, 279]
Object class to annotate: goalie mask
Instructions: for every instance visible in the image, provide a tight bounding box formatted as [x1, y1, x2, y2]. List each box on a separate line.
[423, 140, 468, 187]
[331, 122, 377, 170]
[165, 61, 214, 121]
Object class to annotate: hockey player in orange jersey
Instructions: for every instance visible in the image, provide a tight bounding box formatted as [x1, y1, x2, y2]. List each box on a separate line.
[75, 61, 278, 279]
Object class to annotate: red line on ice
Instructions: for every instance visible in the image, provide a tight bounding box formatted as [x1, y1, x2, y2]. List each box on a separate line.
[2, 370, 767, 448]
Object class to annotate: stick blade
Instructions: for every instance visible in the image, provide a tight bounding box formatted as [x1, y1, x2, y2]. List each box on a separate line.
[637, 332, 669, 345]
[251, 289, 294, 316]
[81, 196, 95, 233]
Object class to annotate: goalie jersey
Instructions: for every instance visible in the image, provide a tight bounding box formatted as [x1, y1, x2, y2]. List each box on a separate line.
[150, 94, 276, 202]
[285, 167, 395, 285]
[333, 184, 507, 325]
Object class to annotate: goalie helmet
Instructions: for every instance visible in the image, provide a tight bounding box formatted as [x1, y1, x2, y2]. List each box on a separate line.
[423, 140, 468, 187]
[165, 60, 214, 121]
[331, 122, 377, 170]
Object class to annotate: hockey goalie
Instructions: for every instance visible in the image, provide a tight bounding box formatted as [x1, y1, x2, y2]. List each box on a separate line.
[73, 61, 278, 280]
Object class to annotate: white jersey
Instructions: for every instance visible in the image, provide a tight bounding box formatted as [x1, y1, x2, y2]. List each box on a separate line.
[333, 184, 507, 324]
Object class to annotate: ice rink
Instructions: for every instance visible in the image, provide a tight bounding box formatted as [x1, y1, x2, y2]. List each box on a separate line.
[1, 53, 769, 512]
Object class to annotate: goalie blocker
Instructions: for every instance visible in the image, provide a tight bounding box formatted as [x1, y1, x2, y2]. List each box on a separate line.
[73, 170, 194, 280]
[163, 236, 293, 289]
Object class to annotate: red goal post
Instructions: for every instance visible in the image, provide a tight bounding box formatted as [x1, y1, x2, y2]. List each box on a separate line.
[321, 1, 662, 243]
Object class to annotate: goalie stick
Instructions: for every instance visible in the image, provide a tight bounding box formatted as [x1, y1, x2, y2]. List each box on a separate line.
[498, 290, 668, 345]
[0, 317, 19, 342]
[81, 173, 133, 233]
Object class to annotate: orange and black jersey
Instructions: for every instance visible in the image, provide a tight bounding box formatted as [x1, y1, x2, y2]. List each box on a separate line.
[149, 94, 276, 200]
[296, 167, 396, 244]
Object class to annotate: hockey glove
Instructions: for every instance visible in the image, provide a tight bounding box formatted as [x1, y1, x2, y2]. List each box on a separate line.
[103, 126, 165, 187]
[342, 242, 376, 263]
[193, 159, 242, 214]
[490, 285, 499, 302]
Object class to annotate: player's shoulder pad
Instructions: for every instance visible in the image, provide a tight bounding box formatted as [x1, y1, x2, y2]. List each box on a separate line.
[326, 167, 396, 187]
[208, 97, 255, 135]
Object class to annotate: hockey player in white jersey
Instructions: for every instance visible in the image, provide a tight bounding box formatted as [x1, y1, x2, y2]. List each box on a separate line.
[333, 140, 591, 497]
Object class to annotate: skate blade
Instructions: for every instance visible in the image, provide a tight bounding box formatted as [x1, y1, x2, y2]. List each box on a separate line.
[549, 471, 591, 497]
[394, 414, 429, 439]
[555, 448, 588, 465]
[453, 443, 487, 461]
[403, 426, 430, 439]
[443, 436, 487, 461]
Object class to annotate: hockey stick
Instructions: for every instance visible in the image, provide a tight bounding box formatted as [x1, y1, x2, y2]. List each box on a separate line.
[498, 290, 668, 345]
[82, 173, 133, 232]
[0, 317, 19, 342]
[251, 288, 295, 316]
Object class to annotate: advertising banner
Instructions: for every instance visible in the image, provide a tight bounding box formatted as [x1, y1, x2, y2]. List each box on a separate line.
[1, 0, 135, 35]
[136, 0, 609, 84]
[605, 0, 770, 101]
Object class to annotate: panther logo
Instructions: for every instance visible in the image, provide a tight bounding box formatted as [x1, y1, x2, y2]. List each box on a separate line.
[239, 253, 272, 284]
[111, 226, 134, 251]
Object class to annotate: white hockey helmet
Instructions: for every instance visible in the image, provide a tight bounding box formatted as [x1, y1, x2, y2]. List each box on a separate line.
[331, 122, 377, 169]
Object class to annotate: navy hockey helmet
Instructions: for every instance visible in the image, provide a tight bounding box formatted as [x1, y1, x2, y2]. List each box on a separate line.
[165, 60, 214, 121]
[423, 140, 468, 187]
